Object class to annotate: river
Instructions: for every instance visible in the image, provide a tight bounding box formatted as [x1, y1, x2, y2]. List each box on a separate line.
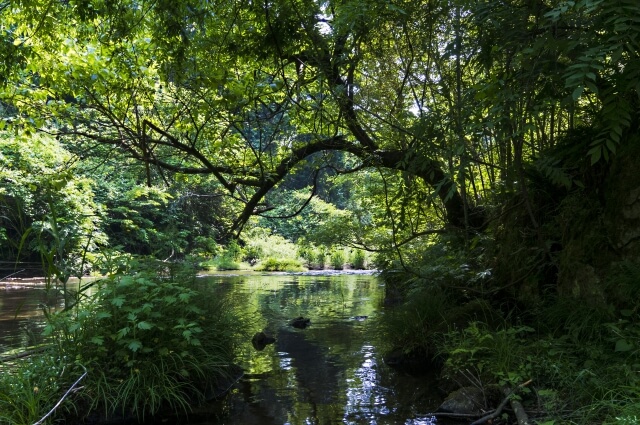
[1, 272, 446, 425]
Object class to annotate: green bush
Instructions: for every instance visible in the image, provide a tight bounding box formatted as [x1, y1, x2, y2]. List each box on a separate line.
[243, 228, 301, 263]
[315, 248, 327, 269]
[206, 240, 243, 270]
[41, 259, 240, 421]
[330, 249, 345, 270]
[351, 249, 366, 269]
[297, 241, 315, 268]
[256, 257, 305, 272]
[212, 255, 241, 270]
[297, 241, 332, 270]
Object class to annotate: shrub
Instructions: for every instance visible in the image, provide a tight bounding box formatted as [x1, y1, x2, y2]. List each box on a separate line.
[351, 249, 366, 269]
[212, 254, 241, 270]
[330, 249, 345, 270]
[243, 228, 300, 263]
[256, 257, 305, 272]
[297, 242, 315, 268]
[41, 259, 240, 421]
[315, 248, 327, 269]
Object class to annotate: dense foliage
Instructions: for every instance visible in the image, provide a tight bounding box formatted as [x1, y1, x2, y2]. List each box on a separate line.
[1, 0, 640, 423]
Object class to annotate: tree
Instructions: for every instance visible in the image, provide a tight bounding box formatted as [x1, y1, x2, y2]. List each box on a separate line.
[1, 0, 486, 241]
[2, 0, 638, 243]
[0, 132, 105, 276]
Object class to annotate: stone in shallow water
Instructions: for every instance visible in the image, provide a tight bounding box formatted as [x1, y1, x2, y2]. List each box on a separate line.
[251, 331, 276, 350]
[290, 316, 311, 328]
[436, 386, 485, 415]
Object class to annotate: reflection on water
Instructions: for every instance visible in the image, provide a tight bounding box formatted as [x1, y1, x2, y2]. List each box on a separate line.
[0, 284, 64, 351]
[190, 273, 443, 425]
[0, 272, 445, 424]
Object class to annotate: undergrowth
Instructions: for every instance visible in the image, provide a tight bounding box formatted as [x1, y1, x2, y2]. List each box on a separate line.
[0, 258, 242, 424]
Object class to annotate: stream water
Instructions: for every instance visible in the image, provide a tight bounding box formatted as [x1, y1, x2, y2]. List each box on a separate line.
[1, 272, 448, 425]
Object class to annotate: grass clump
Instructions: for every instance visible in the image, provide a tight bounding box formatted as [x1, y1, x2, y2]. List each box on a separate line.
[330, 249, 346, 270]
[351, 249, 366, 269]
[256, 257, 305, 272]
[0, 353, 77, 425]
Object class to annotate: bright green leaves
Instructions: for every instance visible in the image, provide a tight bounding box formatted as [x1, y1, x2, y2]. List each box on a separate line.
[137, 321, 153, 330]
[2, 0, 161, 133]
[127, 340, 143, 352]
[81, 267, 211, 368]
[0, 131, 105, 264]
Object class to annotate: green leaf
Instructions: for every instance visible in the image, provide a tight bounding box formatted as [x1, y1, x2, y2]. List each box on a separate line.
[588, 145, 602, 165]
[128, 340, 143, 352]
[163, 296, 177, 304]
[615, 339, 634, 352]
[116, 327, 130, 339]
[572, 86, 584, 101]
[137, 321, 153, 330]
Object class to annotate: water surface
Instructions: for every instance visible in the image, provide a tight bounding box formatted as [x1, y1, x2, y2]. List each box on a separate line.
[188, 272, 442, 425]
[0, 272, 445, 424]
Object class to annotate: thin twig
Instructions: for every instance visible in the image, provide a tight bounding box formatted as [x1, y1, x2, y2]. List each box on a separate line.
[33, 365, 87, 425]
[0, 269, 26, 283]
[419, 412, 482, 419]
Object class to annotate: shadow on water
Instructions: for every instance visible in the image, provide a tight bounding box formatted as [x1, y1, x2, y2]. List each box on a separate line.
[0, 273, 452, 424]
[180, 273, 447, 425]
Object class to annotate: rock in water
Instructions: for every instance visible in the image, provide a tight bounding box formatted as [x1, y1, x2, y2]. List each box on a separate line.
[251, 331, 276, 350]
[437, 386, 485, 415]
[290, 316, 311, 329]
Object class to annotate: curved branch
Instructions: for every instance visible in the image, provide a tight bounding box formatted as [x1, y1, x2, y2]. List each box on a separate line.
[259, 167, 323, 220]
[143, 119, 235, 191]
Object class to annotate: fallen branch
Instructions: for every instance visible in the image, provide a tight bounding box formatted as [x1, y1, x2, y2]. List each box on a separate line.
[504, 385, 531, 425]
[469, 380, 532, 425]
[0, 346, 48, 363]
[33, 365, 87, 425]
